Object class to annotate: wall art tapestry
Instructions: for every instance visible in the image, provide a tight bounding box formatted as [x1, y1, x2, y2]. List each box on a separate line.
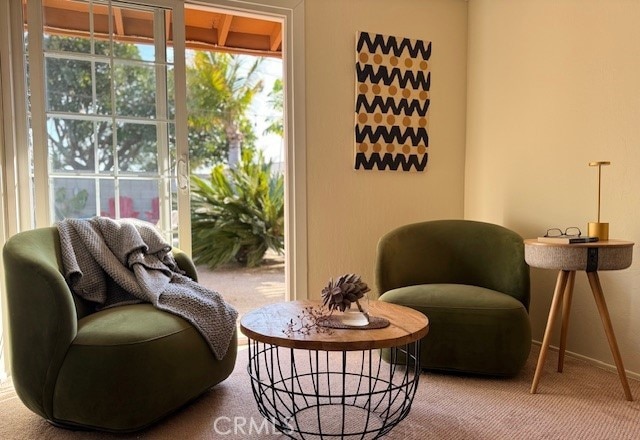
[354, 31, 431, 171]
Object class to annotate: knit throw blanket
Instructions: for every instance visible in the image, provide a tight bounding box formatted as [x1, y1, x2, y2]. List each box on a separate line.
[57, 217, 238, 360]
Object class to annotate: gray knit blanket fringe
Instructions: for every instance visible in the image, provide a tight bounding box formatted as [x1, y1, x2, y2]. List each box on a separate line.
[57, 217, 238, 360]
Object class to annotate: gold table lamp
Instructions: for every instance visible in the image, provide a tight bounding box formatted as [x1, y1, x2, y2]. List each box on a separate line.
[588, 161, 610, 240]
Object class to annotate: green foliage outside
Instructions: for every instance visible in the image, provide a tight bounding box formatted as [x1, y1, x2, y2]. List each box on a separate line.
[190, 149, 284, 269]
[264, 78, 284, 137]
[45, 37, 271, 173]
[186, 51, 264, 170]
[43, 36, 286, 268]
[45, 36, 158, 172]
[187, 51, 285, 269]
[54, 188, 88, 221]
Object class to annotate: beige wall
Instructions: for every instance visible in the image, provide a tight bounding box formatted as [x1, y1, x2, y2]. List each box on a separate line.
[305, 0, 469, 297]
[466, 0, 640, 375]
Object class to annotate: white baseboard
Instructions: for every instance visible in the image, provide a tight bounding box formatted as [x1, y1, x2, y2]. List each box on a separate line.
[531, 340, 640, 381]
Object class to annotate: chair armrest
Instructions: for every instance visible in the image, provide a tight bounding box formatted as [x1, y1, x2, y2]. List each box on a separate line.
[172, 247, 198, 282]
[2, 227, 78, 420]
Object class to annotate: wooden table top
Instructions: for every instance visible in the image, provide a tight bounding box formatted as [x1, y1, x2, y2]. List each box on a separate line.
[240, 300, 429, 351]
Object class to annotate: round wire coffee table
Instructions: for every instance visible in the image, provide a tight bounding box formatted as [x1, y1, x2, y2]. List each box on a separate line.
[240, 300, 429, 439]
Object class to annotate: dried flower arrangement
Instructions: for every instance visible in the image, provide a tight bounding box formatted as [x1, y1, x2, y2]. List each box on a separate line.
[282, 306, 333, 337]
[321, 273, 371, 322]
[282, 274, 373, 336]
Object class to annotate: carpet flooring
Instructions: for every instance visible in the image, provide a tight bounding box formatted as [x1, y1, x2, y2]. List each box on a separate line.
[1, 345, 639, 440]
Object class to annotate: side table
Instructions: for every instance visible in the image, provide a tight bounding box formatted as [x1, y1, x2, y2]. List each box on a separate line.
[524, 239, 634, 401]
[240, 300, 429, 439]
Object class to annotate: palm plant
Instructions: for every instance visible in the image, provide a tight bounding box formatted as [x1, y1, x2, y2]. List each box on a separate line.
[264, 78, 284, 137]
[187, 52, 264, 170]
[191, 148, 284, 268]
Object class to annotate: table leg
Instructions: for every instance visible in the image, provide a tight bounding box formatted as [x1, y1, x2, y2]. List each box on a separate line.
[557, 271, 576, 372]
[586, 272, 634, 401]
[531, 270, 569, 395]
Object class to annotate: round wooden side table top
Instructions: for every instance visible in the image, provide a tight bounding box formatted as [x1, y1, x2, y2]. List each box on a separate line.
[240, 300, 429, 352]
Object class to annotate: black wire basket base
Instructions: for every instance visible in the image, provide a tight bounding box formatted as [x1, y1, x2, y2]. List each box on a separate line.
[288, 404, 385, 438]
[247, 340, 422, 440]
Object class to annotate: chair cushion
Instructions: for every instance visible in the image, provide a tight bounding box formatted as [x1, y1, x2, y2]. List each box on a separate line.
[379, 284, 531, 376]
[52, 304, 237, 432]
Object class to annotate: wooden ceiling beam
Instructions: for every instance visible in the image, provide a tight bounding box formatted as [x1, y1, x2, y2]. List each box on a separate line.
[113, 6, 124, 36]
[165, 10, 172, 41]
[33, 1, 282, 57]
[217, 14, 233, 47]
[269, 23, 282, 52]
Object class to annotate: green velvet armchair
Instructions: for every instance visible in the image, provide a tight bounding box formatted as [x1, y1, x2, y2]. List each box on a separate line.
[2, 227, 237, 432]
[375, 219, 531, 377]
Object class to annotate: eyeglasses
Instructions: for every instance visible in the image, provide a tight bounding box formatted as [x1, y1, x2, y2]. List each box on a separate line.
[544, 227, 582, 238]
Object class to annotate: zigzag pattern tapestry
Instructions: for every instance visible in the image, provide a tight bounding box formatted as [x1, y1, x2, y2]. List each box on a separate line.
[354, 31, 431, 172]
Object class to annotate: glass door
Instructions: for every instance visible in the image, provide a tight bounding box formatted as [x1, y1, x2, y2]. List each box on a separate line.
[26, 0, 190, 249]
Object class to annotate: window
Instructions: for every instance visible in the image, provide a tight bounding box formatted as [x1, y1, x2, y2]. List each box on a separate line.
[27, 0, 189, 244]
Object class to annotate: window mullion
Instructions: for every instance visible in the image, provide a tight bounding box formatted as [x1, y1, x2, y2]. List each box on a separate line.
[1, 0, 31, 233]
[170, 1, 190, 254]
[28, 0, 51, 227]
[154, 8, 171, 238]
[106, 0, 121, 219]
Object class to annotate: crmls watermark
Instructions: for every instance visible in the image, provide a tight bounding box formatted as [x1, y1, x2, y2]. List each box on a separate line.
[212, 416, 291, 436]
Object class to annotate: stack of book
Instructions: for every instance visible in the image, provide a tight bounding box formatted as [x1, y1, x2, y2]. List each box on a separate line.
[537, 235, 599, 244]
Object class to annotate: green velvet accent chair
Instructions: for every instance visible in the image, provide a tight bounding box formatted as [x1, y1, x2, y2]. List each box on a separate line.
[375, 220, 531, 377]
[2, 227, 237, 432]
